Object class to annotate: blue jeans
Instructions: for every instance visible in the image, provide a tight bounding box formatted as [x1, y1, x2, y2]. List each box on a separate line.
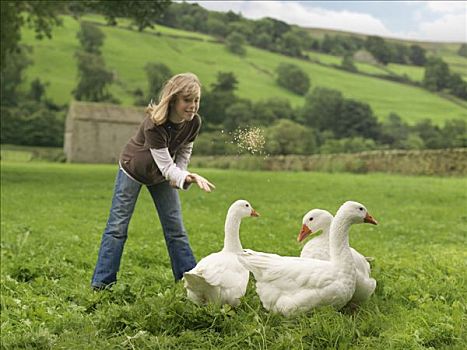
[91, 169, 197, 287]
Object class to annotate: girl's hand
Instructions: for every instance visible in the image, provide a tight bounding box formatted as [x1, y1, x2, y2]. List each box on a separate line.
[185, 173, 216, 192]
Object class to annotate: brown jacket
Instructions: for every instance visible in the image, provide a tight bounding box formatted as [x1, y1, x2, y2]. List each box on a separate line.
[120, 114, 201, 185]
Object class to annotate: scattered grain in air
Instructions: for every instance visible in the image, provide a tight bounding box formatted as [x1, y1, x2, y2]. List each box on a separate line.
[233, 127, 266, 155]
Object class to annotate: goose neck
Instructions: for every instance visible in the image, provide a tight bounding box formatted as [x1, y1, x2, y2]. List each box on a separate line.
[329, 216, 354, 266]
[223, 214, 243, 253]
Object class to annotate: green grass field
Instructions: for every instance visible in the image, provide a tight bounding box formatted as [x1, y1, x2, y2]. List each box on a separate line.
[386, 63, 425, 82]
[306, 50, 390, 76]
[1, 161, 466, 349]
[20, 16, 467, 125]
[442, 52, 467, 81]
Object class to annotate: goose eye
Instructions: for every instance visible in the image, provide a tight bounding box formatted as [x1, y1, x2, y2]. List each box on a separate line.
[245, 204, 249, 207]
[359, 207, 364, 211]
[309, 217, 313, 221]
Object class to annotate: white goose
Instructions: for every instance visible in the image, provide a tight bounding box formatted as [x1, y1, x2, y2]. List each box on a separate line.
[297, 209, 334, 261]
[298, 209, 377, 305]
[239, 201, 377, 316]
[183, 200, 259, 306]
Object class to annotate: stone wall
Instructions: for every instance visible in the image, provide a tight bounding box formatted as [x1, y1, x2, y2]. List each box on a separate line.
[190, 148, 467, 176]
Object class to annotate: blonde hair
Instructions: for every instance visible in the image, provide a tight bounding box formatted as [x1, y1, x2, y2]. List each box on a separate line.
[146, 72, 201, 125]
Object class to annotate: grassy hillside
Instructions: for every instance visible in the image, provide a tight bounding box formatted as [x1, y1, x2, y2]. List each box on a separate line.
[1, 161, 466, 348]
[305, 27, 467, 81]
[20, 15, 467, 125]
[305, 50, 425, 81]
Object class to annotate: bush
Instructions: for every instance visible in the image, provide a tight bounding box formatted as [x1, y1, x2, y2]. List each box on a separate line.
[223, 99, 254, 131]
[76, 21, 105, 54]
[341, 54, 357, 72]
[423, 57, 450, 91]
[301, 87, 343, 130]
[193, 131, 237, 155]
[253, 98, 296, 125]
[320, 137, 378, 154]
[145, 62, 173, 102]
[265, 119, 317, 155]
[225, 32, 246, 56]
[73, 50, 115, 102]
[276, 63, 310, 95]
[1, 102, 65, 147]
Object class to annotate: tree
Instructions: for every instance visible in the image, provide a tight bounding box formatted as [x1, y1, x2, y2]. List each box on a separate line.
[380, 113, 410, 148]
[1, 1, 65, 107]
[225, 32, 246, 56]
[76, 22, 105, 54]
[145, 63, 172, 102]
[250, 19, 276, 50]
[404, 133, 425, 149]
[335, 99, 381, 140]
[0, 1, 64, 73]
[253, 98, 295, 126]
[1, 101, 64, 147]
[265, 119, 316, 155]
[277, 31, 304, 57]
[2, 0, 167, 73]
[223, 99, 254, 131]
[341, 54, 357, 72]
[211, 72, 238, 92]
[206, 17, 228, 37]
[79, 0, 171, 31]
[73, 17, 116, 103]
[253, 17, 290, 44]
[320, 35, 337, 54]
[365, 36, 391, 65]
[441, 119, 466, 148]
[1, 0, 171, 106]
[409, 45, 427, 66]
[276, 63, 310, 95]
[28, 78, 48, 102]
[458, 43, 467, 58]
[132, 87, 146, 106]
[301, 87, 344, 130]
[227, 21, 253, 38]
[448, 73, 467, 100]
[157, 2, 208, 32]
[412, 119, 444, 149]
[423, 57, 450, 91]
[193, 131, 236, 155]
[199, 72, 239, 127]
[0, 46, 32, 106]
[390, 43, 409, 64]
[73, 51, 114, 102]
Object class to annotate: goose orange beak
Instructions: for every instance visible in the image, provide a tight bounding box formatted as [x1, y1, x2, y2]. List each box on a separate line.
[297, 224, 312, 242]
[251, 209, 260, 217]
[364, 212, 378, 225]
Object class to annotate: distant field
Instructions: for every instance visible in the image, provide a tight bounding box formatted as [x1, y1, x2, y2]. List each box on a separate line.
[386, 63, 425, 82]
[1, 161, 466, 348]
[306, 50, 390, 76]
[306, 51, 342, 65]
[20, 15, 467, 125]
[307, 49, 456, 83]
[83, 14, 215, 41]
[441, 52, 467, 80]
[305, 27, 467, 81]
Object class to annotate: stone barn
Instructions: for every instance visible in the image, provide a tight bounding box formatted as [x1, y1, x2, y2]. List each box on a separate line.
[64, 101, 145, 163]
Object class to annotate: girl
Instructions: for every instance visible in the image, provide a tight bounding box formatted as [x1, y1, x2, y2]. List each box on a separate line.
[91, 72, 215, 289]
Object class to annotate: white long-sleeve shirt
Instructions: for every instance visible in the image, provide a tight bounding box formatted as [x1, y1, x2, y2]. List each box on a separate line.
[150, 142, 194, 190]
